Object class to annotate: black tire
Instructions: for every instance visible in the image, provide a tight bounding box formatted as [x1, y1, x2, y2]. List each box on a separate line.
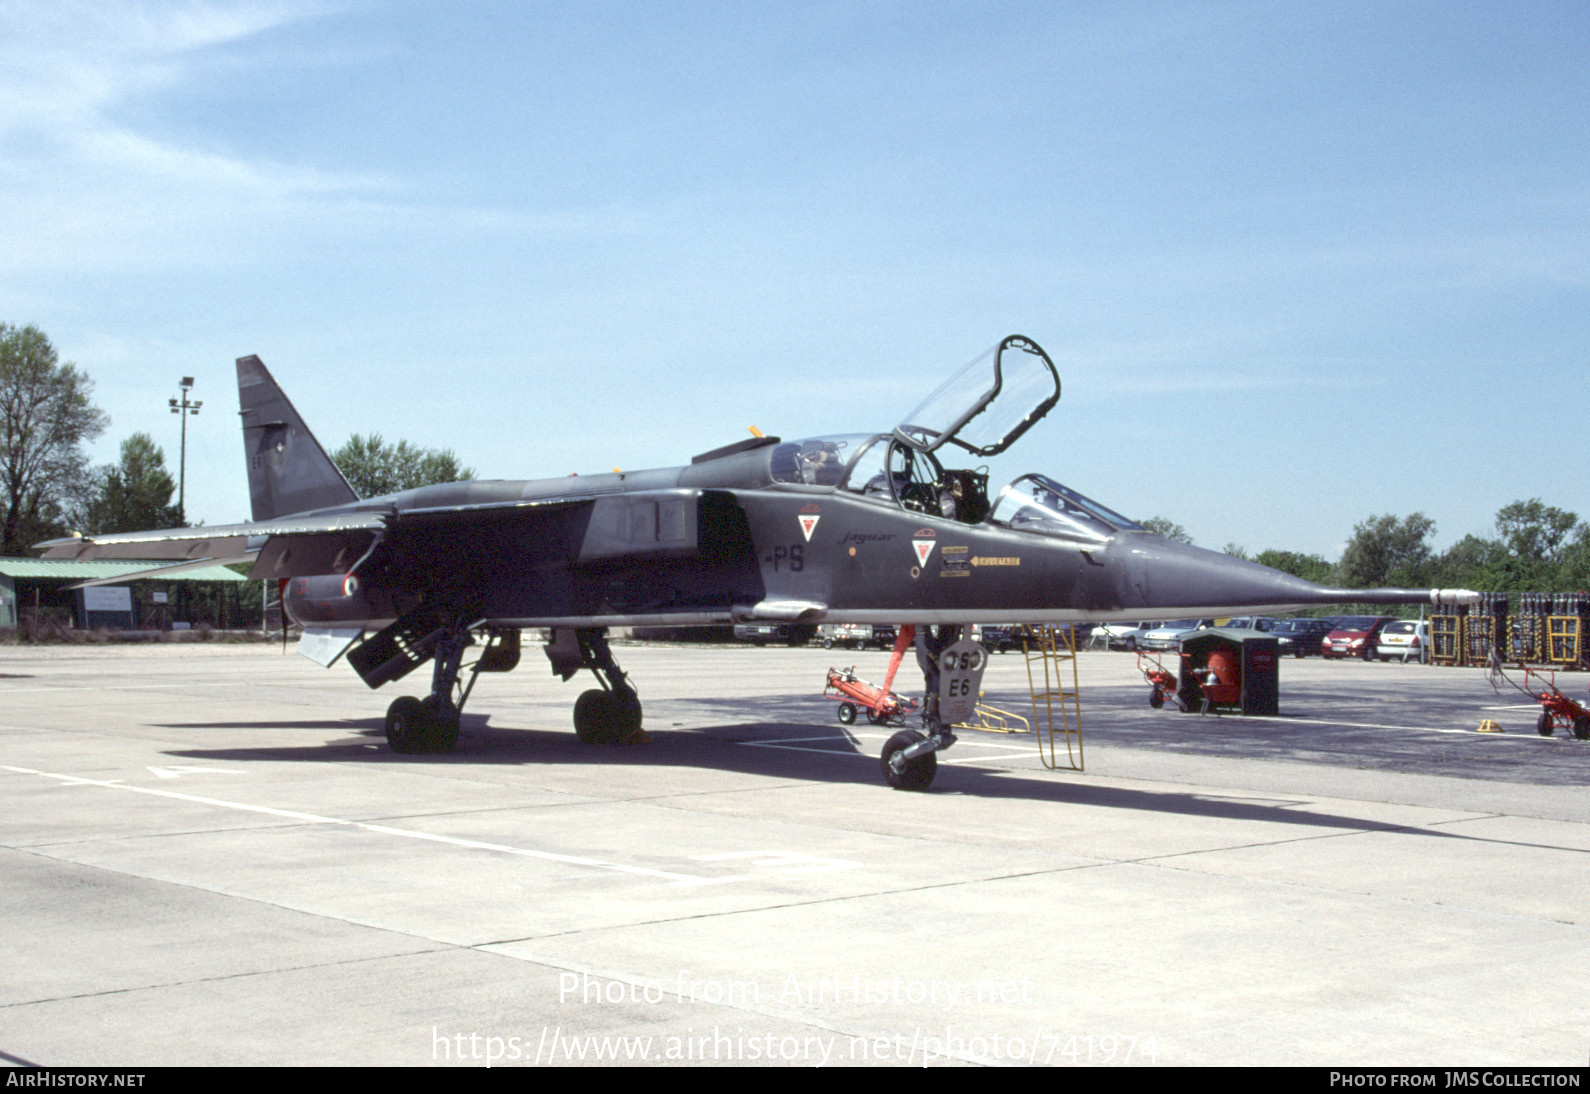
[419, 695, 460, 752]
[865, 709, 885, 725]
[385, 696, 428, 754]
[1294, 647, 1305, 659]
[1149, 690, 1164, 709]
[880, 730, 936, 791]
[1575, 715, 1590, 741]
[612, 690, 643, 735]
[574, 689, 622, 744]
[1538, 711, 1554, 737]
[822, 638, 834, 650]
[837, 702, 858, 725]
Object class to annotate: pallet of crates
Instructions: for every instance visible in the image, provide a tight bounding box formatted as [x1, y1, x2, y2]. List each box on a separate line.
[1507, 592, 1545, 665]
[1429, 610, 1465, 666]
[1465, 593, 1507, 667]
[1545, 592, 1590, 671]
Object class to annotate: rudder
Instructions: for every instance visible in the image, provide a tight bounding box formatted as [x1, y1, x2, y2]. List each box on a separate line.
[237, 355, 359, 521]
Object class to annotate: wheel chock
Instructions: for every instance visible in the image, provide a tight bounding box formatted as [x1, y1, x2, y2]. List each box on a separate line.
[1476, 720, 1504, 733]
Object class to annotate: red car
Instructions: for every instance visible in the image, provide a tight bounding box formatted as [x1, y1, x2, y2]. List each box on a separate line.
[1321, 616, 1394, 660]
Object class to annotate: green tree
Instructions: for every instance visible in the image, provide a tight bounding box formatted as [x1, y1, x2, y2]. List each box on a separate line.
[1429, 533, 1508, 592]
[1253, 549, 1334, 585]
[1335, 513, 1436, 588]
[331, 433, 475, 498]
[83, 433, 182, 534]
[1493, 499, 1581, 588]
[1557, 526, 1590, 591]
[1, 324, 108, 555]
[1140, 516, 1193, 544]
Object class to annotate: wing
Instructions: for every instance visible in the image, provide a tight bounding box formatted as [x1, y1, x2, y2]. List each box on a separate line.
[33, 491, 685, 579]
[35, 511, 390, 573]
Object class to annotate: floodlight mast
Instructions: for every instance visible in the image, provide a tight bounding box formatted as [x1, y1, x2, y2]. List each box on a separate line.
[168, 376, 201, 524]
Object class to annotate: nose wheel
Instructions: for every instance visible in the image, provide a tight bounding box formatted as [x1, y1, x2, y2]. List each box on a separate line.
[880, 729, 937, 790]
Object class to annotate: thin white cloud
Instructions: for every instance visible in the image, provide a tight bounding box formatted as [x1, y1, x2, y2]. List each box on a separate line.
[0, 0, 657, 278]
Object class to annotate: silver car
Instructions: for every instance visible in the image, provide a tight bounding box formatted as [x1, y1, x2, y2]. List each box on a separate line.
[1374, 620, 1430, 663]
[1139, 619, 1214, 652]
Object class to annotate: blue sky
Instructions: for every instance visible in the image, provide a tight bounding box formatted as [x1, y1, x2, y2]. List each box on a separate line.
[2, 1, 1585, 559]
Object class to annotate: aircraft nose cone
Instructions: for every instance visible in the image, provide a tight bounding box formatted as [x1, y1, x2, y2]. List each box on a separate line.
[1103, 535, 1336, 613]
[1097, 534, 1474, 614]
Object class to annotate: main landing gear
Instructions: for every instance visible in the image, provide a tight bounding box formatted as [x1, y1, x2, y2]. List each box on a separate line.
[384, 625, 520, 754]
[545, 627, 645, 744]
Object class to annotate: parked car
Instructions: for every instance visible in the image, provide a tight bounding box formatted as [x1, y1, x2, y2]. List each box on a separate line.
[981, 624, 1023, 652]
[1374, 619, 1430, 663]
[733, 623, 812, 647]
[818, 623, 896, 650]
[1093, 621, 1159, 650]
[1269, 617, 1336, 658]
[1321, 616, 1394, 659]
[1139, 619, 1215, 652]
[1221, 616, 1282, 632]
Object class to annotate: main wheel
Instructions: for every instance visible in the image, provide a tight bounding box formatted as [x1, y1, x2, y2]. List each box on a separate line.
[385, 696, 428, 754]
[419, 695, 461, 752]
[611, 689, 643, 735]
[880, 730, 936, 791]
[1574, 714, 1590, 741]
[574, 689, 622, 743]
[837, 702, 858, 725]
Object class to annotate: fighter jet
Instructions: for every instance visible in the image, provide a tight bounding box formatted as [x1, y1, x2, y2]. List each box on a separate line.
[39, 336, 1476, 789]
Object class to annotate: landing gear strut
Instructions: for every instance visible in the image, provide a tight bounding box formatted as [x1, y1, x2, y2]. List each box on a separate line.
[384, 625, 519, 754]
[879, 624, 962, 791]
[546, 628, 645, 744]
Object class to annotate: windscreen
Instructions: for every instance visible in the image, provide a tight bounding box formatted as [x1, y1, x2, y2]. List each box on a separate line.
[989, 474, 1144, 541]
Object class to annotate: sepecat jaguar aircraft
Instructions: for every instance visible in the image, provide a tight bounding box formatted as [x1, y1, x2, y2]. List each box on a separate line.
[39, 335, 1477, 789]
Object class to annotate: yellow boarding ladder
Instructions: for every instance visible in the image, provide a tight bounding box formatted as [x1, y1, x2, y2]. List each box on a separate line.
[1020, 625, 1084, 772]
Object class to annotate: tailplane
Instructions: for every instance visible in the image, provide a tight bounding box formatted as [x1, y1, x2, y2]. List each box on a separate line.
[237, 355, 359, 521]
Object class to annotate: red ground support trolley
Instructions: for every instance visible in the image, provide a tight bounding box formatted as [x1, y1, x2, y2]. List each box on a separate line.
[824, 666, 921, 726]
[1487, 656, 1590, 739]
[1136, 650, 1183, 711]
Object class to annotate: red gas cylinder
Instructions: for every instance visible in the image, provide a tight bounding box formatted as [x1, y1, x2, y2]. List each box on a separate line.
[1201, 649, 1242, 705]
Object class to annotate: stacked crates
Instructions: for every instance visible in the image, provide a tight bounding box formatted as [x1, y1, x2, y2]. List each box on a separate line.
[1464, 593, 1508, 667]
[1545, 593, 1589, 669]
[1430, 591, 1587, 669]
[1508, 593, 1545, 663]
[1429, 611, 1465, 665]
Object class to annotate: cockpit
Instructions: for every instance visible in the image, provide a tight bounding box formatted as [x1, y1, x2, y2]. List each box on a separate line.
[766, 335, 1146, 544]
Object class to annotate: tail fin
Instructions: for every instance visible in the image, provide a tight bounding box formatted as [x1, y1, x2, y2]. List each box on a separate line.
[237, 355, 359, 521]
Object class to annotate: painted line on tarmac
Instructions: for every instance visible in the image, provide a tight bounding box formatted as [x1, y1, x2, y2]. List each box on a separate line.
[0, 681, 268, 693]
[735, 733, 1045, 767]
[1, 763, 729, 886]
[1226, 714, 1571, 742]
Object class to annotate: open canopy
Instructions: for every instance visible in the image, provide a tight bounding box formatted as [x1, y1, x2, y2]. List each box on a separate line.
[893, 334, 1060, 457]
